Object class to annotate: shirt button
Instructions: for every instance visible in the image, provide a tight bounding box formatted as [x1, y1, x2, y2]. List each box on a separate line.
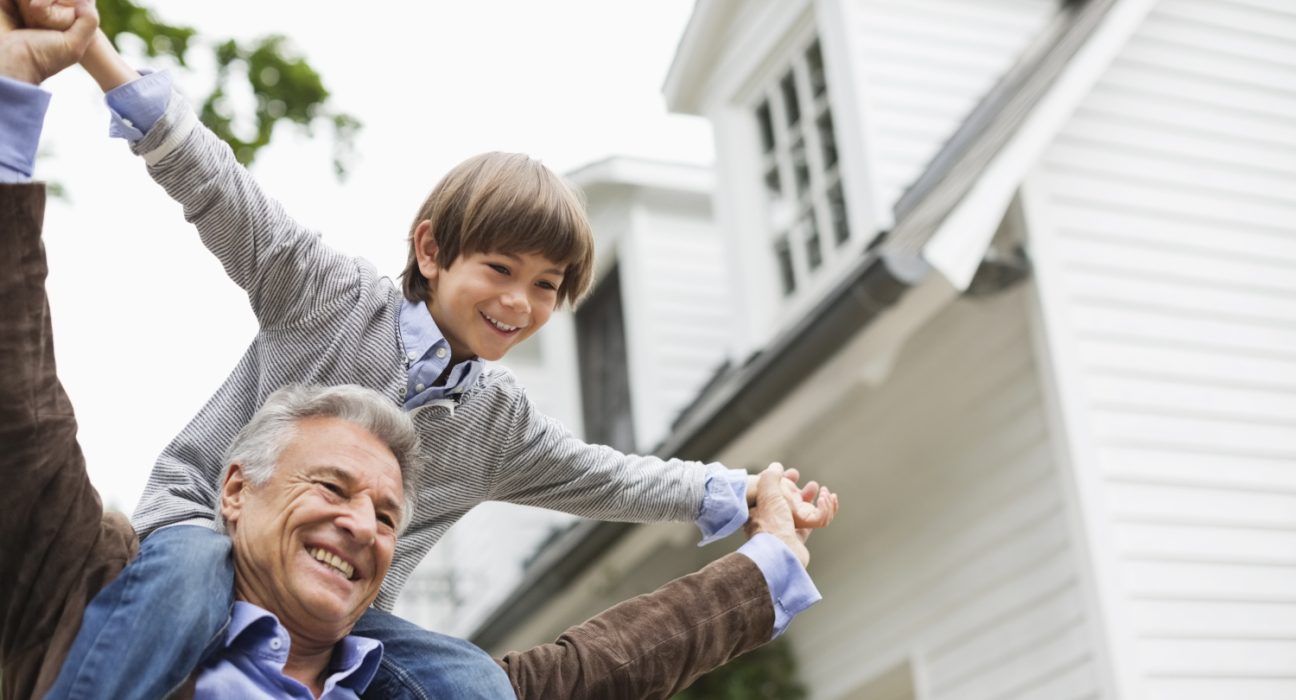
[270, 638, 282, 650]
[415, 383, 426, 392]
[435, 347, 447, 359]
[407, 351, 418, 360]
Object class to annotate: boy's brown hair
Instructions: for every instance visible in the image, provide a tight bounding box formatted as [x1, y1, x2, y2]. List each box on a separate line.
[401, 152, 595, 308]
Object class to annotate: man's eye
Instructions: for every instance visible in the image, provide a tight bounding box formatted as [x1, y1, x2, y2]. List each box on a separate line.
[319, 481, 344, 496]
[379, 514, 397, 529]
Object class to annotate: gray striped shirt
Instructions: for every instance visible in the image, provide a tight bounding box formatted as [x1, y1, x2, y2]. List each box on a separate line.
[127, 96, 709, 610]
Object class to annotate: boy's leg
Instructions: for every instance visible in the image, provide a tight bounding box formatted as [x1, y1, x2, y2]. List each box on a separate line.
[355, 608, 516, 700]
[46, 524, 235, 700]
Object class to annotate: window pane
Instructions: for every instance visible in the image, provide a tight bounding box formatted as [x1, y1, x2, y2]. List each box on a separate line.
[780, 71, 800, 128]
[774, 236, 796, 295]
[829, 181, 849, 246]
[817, 111, 838, 169]
[806, 40, 827, 99]
[764, 165, 781, 199]
[756, 100, 775, 154]
[791, 137, 810, 199]
[805, 215, 823, 271]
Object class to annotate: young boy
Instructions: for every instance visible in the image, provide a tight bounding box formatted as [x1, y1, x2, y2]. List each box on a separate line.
[50, 27, 835, 700]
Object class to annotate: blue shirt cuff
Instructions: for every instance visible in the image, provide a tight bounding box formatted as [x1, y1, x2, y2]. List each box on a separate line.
[695, 466, 749, 546]
[737, 533, 821, 639]
[105, 70, 171, 140]
[0, 76, 51, 182]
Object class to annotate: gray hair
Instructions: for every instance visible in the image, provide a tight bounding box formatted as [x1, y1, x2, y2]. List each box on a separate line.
[214, 384, 420, 533]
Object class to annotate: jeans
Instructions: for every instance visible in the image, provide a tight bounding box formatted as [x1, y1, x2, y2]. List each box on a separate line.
[48, 524, 514, 699]
[353, 609, 514, 700]
[46, 524, 235, 700]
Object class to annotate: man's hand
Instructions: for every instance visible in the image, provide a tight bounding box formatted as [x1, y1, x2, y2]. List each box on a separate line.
[744, 463, 838, 568]
[0, 0, 96, 85]
[746, 466, 837, 530]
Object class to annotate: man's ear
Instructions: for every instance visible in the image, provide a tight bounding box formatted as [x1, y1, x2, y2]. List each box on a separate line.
[220, 464, 250, 526]
[413, 220, 441, 284]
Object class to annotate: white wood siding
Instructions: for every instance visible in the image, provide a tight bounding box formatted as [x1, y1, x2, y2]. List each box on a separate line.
[776, 289, 1099, 700]
[842, 0, 1057, 221]
[1025, 1, 1296, 697]
[622, 198, 732, 450]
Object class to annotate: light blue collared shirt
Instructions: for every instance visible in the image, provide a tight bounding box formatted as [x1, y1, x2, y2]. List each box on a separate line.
[397, 298, 484, 408]
[194, 601, 382, 699]
[0, 75, 51, 182]
[737, 534, 822, 638]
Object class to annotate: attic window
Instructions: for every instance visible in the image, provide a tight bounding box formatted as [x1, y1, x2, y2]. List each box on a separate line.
[755, 37, 850, 299]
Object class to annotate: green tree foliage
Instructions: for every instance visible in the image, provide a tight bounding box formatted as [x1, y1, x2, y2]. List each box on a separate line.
[673, 638, 808, 700]
[98, 0, 360, 178]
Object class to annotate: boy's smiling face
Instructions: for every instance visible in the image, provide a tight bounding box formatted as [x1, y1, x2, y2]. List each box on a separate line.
[416, 222, 565, 363]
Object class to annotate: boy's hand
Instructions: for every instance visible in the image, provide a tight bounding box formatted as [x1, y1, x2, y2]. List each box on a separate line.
[0, 0, 96, 85]
[745, 465, 838, 530]
[743, 463, 840, 568]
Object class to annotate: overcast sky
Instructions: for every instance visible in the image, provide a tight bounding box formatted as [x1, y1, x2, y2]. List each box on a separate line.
[36, 0, 712, 511]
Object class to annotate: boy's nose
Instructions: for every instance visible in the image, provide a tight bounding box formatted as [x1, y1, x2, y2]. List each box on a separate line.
[502, 289, 529, 312]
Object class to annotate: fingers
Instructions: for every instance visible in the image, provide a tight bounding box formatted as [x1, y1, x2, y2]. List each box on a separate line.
[791, 483, 838, 529]
[23, 0, 76, 31]
[61, 0, 95, 53]
[754, 462, 787, 505]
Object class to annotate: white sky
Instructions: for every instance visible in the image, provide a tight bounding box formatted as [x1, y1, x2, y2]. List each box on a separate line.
[35, 0, 712, 512]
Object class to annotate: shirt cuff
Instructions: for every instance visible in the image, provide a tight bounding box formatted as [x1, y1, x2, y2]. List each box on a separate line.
[695, 466, 749, 546]
[0, 76, 52, 182]
[737, 533, 821, 639]
[105, 70, 172, 140]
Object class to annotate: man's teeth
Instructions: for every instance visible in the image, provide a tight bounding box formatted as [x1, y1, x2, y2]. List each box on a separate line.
[309, 547, 355, 579]
[484, 313, 519, 332]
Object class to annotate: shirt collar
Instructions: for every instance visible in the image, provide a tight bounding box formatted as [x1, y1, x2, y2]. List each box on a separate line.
[398, 297, 451, 365]
[224, 601, 384, 694]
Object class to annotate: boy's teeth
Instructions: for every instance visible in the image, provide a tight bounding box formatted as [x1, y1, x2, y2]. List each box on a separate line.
[484, 314, 518, 332]
[309, 547, 355, 579]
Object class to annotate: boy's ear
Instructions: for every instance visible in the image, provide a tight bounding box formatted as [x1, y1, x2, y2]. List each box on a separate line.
[220, 463, 250, 526]
[413, 220, 441, 283]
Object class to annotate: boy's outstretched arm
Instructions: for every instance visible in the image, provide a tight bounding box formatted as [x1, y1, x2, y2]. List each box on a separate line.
[78, 27, 136, 91]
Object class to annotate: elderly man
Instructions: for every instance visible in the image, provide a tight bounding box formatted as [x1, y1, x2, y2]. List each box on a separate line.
[0, 4, 837, 699]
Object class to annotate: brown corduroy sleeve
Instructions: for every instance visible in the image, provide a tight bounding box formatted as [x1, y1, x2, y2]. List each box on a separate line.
[496, 552, 775, 700]
[0, 184, 138, 700]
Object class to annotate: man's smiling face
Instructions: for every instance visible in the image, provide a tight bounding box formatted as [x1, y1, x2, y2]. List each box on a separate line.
[220, 415, 403, 647]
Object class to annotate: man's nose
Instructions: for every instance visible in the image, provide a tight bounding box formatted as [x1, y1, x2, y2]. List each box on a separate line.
[337, 499, 378, 546]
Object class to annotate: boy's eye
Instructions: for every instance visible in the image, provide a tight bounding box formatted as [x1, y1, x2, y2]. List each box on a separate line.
[488, 263, 510, 275]
[536, 280, 558, 291]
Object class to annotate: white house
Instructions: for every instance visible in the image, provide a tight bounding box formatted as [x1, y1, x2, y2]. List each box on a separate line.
[462, 1, 1296, 698]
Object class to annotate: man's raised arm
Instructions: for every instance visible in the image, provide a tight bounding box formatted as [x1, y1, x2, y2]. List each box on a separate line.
[0, 5, 144, 699]
[496, 463, 838, 700]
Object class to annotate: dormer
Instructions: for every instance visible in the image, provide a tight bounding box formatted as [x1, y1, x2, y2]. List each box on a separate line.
[665, 0, 1060, 355]
[564, 157, 728, 452]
